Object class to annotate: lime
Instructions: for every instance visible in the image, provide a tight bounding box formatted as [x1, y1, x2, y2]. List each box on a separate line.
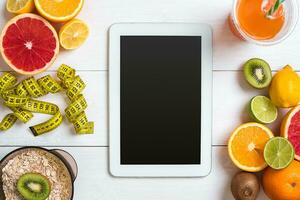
[250, 96, 278, 124]
[264, 137, 295, 170]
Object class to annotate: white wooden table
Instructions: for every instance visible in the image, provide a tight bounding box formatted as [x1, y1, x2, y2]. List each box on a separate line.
[1, 0, 299, 199]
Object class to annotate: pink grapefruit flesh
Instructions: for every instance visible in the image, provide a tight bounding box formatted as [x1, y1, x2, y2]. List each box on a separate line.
[0, 13, 59, 75]
[281, 105, 300, 161]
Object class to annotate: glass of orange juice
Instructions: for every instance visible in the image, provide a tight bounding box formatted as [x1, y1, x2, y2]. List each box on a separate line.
[229, 0, 298, 45]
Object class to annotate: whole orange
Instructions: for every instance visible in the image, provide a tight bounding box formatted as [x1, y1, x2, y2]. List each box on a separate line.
[263, 160, 300, 200]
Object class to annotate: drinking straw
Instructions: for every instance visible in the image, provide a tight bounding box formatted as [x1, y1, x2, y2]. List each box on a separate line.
[267, 0, 285, 17]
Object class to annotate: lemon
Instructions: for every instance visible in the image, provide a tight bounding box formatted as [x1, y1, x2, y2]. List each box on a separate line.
[34, 0, 83, 22]
[6, 0, 34, 14]
[59, 19, 89, 50]
[269, 65, 300, 108]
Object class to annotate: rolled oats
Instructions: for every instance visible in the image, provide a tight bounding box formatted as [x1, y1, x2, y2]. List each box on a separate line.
[2, 149, 72, 200]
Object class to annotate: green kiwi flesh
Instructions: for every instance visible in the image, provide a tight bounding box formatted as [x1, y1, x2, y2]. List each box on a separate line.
[243, 58, 272, 89]
[17, 173, 51, 200]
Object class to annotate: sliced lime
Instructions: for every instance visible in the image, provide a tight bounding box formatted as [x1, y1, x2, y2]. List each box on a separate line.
[264, 137, 295, 170]
[250, 96, 278, 124]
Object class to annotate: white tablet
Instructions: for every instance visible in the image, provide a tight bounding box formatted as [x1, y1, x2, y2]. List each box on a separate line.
[109, 23, 212, 177]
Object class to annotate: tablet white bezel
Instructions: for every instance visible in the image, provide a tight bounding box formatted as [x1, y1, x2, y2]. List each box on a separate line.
[109, 23, 212, 177]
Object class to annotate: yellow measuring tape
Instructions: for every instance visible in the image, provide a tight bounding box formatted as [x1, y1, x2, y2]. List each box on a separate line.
[58, 64, 94, 135]
[0, 64, 94, 136]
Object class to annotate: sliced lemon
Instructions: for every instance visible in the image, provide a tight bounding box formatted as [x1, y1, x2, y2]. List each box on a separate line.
[34, 0, 83, 22]
[59, 19, 89, 50]
[7, 0, 35, 14]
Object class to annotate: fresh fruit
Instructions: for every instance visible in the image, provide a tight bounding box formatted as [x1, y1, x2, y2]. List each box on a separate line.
[243, 58, 272, 89]
[59, 19, 89, 50]
[0, 13, 59, 75]
[249, 95, 277, 124]
[263, 160, 300, 200]
[269, 65, 300, 108]
[231, 171, 260, 200]
[264, 137, 294, 169]
[281, 105, 300, 161]
[17, 173, 51, 200]
[6, 0, 34, 14]
[228, 122, 274, 172]
[34, 0, 84, 22]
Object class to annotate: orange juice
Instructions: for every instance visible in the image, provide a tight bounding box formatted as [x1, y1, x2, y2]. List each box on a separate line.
[228, 0, 300, 45]
[237, 0, 285, 40]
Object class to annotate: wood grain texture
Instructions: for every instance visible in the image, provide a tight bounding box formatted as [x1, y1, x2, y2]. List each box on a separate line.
[0, 70, 288, 147]
[0, 71, 107, 146]
[1, 0, 299, 71]
[0, 146, 268, 200]
[0, 0, 294, 199]
[213, 71, 288, 146]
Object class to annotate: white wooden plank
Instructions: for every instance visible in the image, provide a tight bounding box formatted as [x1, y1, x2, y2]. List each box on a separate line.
[213, 71, 289, 146]
[1, 70, 288, 147]
[0, 146, 269, 200]
[0, 71, 107, 146]
[81, 0, 300, 71]
[1, 0, 300, 71]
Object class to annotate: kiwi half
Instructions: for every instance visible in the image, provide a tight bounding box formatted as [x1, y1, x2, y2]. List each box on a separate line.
[17, 173, 51, 200]
[243, 58, 272, 89]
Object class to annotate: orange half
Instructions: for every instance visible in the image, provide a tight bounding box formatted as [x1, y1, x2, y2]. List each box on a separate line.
[34, 0, 84, 22]
[228, 122, 274, 172]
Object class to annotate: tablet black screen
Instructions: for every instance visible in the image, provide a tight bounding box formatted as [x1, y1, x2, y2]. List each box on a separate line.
[120, 36, 201, 164]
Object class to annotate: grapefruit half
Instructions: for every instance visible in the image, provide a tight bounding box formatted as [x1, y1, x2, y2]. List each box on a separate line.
[281, 105, 300, 161]
[0, 13, 59, 75]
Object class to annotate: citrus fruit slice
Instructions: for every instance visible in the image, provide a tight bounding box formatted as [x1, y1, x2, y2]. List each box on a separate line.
[264, 137, 294, 169]
[6, 0, 34, 14]
[59, 19, 89, 50]
[228, 122, 274, 172]
[250, 96, 278, 124]
[281, 105, 300, 161]
[34, 0, 84, 22]
[0, 14, 59, 75]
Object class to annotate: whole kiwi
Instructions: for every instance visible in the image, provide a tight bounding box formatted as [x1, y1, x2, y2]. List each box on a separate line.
[231, 171, 260, 200]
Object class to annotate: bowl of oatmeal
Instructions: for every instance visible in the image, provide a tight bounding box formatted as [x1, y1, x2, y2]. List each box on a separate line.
[0, 147, 78, 200]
